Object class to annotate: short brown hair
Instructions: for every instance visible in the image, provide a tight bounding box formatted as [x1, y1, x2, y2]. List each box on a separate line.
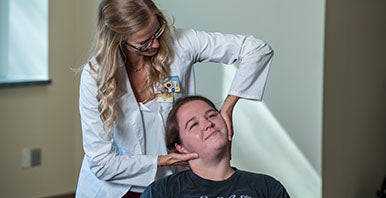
[165, 95, 218, 153]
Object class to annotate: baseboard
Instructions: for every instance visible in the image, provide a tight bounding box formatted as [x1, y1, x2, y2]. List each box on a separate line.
[48, 192, 75, 198]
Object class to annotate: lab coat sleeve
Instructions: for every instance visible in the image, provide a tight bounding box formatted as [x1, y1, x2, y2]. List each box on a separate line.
[79, 64, 157, 187]
[175, 29, 273, 101]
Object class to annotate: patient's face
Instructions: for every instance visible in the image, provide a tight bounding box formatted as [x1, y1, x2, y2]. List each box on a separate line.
[176, 100, 228, 158]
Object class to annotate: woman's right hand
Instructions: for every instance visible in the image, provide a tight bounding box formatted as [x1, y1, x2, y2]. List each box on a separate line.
[157, 153, 198, 167]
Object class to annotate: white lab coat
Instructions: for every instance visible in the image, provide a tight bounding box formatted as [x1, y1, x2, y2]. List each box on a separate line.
[76, 28, 273, 197]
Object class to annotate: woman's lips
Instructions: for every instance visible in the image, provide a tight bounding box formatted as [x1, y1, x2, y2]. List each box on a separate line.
[204, 130, 219, 140]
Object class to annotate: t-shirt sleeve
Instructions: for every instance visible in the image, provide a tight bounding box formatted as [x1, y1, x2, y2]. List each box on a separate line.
[140, 179, 167, 198]
[264, 175, 291, 198]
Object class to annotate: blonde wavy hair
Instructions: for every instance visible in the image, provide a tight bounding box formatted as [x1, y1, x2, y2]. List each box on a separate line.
[89, 0, 174, 133]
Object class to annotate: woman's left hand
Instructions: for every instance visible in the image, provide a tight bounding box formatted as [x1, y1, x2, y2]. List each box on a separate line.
[221, 110, 234, 141]
[220, 95, 239, 141]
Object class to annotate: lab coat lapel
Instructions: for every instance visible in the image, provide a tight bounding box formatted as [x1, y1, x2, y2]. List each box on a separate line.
[115, 64, 146, 154]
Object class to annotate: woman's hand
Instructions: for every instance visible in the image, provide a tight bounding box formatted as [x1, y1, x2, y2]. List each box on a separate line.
[220, 95, 239, 141]
[221, 95, 239, 161]
[157, 153, 198, 167]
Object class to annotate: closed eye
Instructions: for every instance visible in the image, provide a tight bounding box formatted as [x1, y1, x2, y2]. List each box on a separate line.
[207, 111, 219, 119]
[189, 122, 198, 130]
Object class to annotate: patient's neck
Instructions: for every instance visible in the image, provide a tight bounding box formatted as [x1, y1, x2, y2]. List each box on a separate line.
[189, 153, 234, 181]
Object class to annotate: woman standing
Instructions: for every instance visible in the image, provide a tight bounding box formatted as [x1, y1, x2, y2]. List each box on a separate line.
[76, 0, 273, 197]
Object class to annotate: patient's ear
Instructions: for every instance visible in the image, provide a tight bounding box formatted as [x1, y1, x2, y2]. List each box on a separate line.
[175, 143, 189, 154]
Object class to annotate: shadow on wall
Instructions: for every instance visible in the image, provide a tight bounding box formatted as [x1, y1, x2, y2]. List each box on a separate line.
[231, 100, 321, 198]
[207, 64, 322, 198]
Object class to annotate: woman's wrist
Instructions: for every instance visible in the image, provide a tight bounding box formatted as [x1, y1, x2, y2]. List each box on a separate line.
[157, 155, 163, 167]
[222, 95, 239, 113]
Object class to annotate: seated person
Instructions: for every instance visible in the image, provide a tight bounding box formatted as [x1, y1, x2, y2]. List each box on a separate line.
[141, 95, 290, 198]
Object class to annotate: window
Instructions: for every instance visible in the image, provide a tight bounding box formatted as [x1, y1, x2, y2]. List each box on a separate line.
[0, 0, 50, 87]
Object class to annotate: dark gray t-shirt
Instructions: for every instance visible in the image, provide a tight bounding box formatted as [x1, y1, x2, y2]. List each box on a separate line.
[141, 168, 290, 198]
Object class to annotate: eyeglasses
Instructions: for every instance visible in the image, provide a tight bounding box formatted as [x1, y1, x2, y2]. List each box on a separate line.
[124, 22, 166, 52]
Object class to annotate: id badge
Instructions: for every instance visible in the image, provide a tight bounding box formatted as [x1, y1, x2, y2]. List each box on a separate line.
[156, 92, 174, 103]
[164, 76, 181, 93]
[155, 76, 181, 103]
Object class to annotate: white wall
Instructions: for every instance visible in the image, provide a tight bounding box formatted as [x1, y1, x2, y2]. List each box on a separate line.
[156, 1, 324, 197]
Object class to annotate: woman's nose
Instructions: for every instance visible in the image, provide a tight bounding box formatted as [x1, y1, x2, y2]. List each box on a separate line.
[201, 119, 214, 130]
[151, 38, 160, 48]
